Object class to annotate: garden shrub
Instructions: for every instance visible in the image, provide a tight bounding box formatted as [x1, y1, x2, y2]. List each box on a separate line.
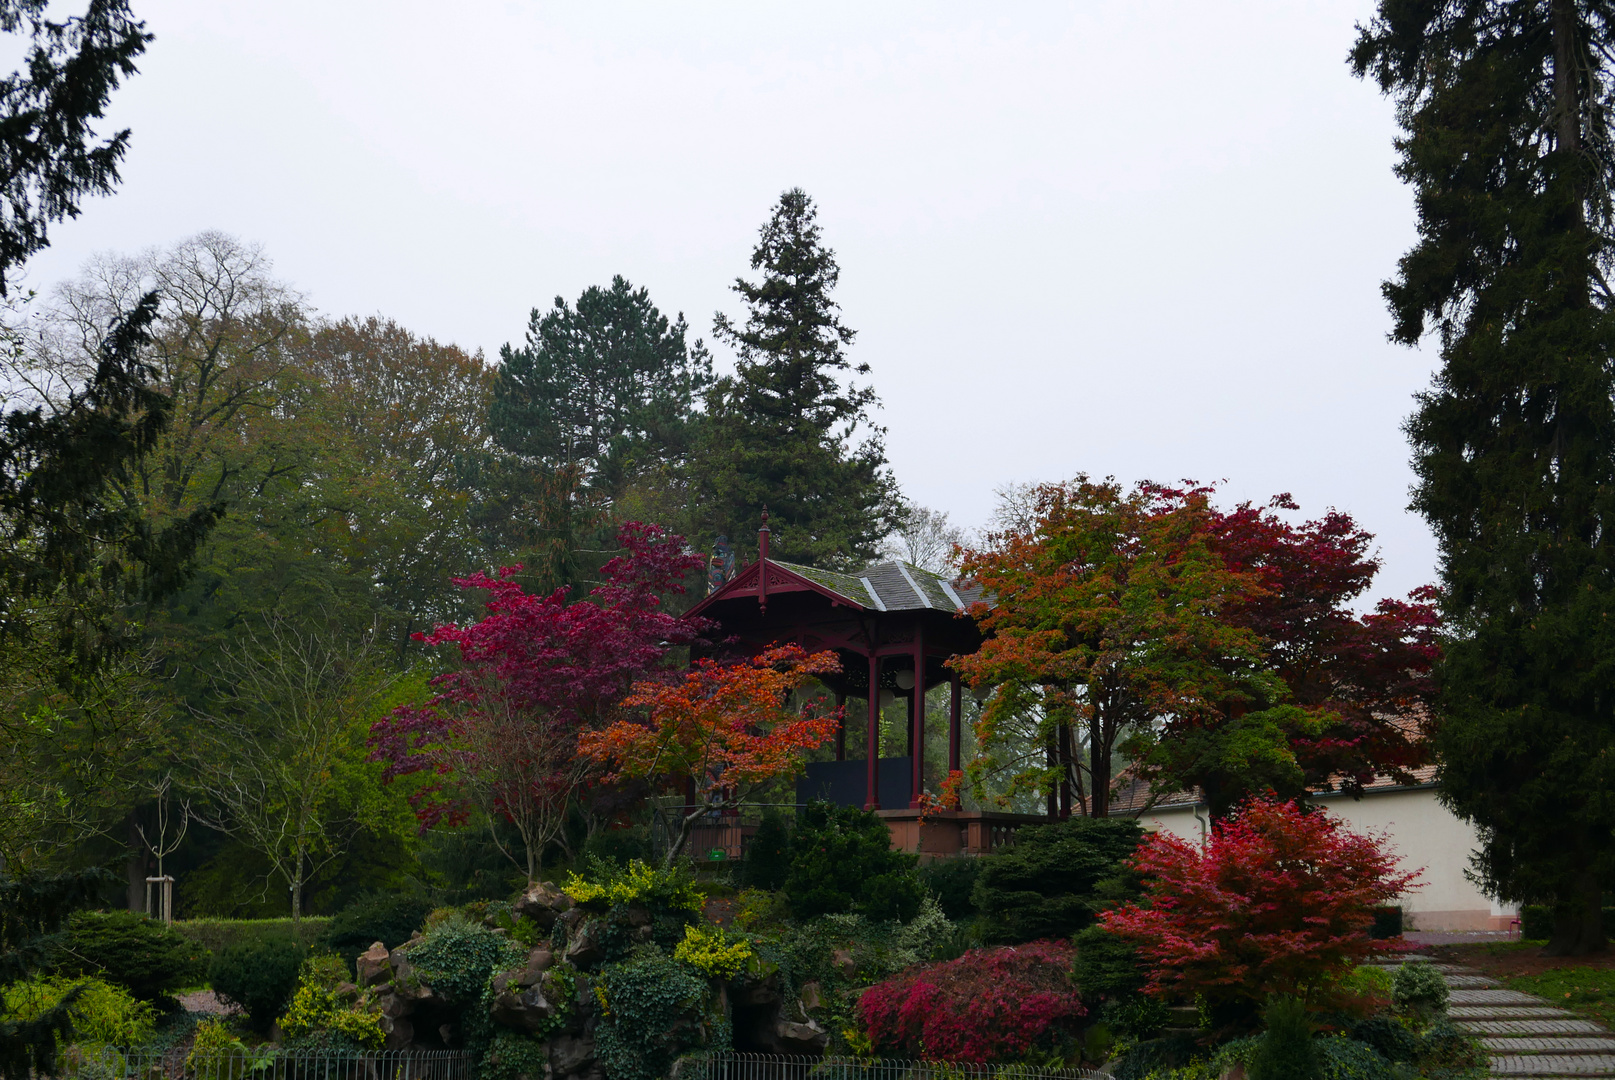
[1370, 906, 1403, 939]
[582, 825, 654, 867]
[1247, 996, 1320, 1080]
[1392, 961, 1449, 1017]
[54, 910, 209, 1002]
[857, 939, 1085, 1063]
[733, 889, 790, 933]
[2, 974, 156, 1047]
[480, 1030, 550, 1080]
[593, 948, 714, 1080]
[919, 857, 985, 922]
[1346, 1016, 1419, 1064]
[738, 809, 791, 890]
[1314, 1036, 1396, 1080]
[1072, 924, 1145, 1002]
[404, 916, 524, 1006]
[1101, 798, 1416, 1012]
[320, 894, 433, 964]
[171, 918, 328, 957]
[278, 957, 384, 1050]
[673, 925, 753, 980]
[783, 802, 923, 922]
[207, 938, 307, 1032]
[562, 859, 702, 917]
[972, 816, 1142, 943]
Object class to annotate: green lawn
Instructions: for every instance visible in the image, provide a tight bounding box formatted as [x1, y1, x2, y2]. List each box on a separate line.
[1504, 967, 1615, 1029]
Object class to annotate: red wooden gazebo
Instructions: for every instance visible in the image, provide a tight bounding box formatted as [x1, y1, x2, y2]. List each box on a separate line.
[683, 516, 1042, 855]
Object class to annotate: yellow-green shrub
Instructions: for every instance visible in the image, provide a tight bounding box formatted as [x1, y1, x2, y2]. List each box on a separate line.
[562, 860, 701, 914]
[277, 956, 384, 1050]
[2, 975, 156, 1047]
[673, 925, 753, 980]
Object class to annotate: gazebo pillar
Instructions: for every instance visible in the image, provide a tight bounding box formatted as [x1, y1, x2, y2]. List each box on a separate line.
[834, 691, 846, 761]
[865, 653, 881, 810]
[910, 624, 926, 809]
[948, 674, 962, 774]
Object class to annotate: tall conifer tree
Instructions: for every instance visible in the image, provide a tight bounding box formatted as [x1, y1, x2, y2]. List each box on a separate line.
[1354, 1, 1615, 954]
[695, 188, 901, 569]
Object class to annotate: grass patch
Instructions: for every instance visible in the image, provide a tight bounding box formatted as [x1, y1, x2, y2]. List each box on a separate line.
[1505, 967, 1615, 1029]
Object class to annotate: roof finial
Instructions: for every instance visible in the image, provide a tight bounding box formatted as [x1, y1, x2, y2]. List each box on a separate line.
[757, 508, 771, 614]
[758, 506, 771, 563]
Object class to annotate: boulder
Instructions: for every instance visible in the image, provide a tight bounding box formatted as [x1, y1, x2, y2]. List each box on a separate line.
[491, 984, 557, 1034]
[520, 948, 555, 986]
[379, 1015, 413, 1050]
[357, 942, 392, 987]
[831, 948, 855, 978]
[623, 905, 651, 928]
[550, 1029, 597, 1076]
[732, 969, 781, 1008]
[774, 1018, 829, 1055]
[564, 921, 604, 968]
[799, 981, 823, 1012]
[514, 882, 572, 930]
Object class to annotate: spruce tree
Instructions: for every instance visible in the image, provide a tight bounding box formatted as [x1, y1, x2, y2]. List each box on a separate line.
[1354, 1, 1615, 954]
[695, 188, 901, 569]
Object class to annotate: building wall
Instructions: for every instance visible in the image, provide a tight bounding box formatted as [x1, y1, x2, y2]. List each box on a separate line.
[1141, 787, 1516, 932]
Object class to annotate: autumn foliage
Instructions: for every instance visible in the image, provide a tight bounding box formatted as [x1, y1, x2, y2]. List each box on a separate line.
[1099, 797, 1418, 1009]
[580, 645, 841, 862]
[858, 940, 1085, 1063]
[368, 522, 710, 836]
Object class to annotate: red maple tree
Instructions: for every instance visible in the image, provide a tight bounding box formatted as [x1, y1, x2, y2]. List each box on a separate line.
[579, 644, 841, 865]
[1099, 797, 1419, 1010]
[367, 522, 710, 878]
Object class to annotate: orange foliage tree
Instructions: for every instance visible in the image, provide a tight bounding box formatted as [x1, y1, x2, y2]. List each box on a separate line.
[579, 645, 841, 865]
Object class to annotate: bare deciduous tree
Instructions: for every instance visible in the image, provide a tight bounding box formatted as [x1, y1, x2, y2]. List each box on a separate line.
[190, 617, 396, 920]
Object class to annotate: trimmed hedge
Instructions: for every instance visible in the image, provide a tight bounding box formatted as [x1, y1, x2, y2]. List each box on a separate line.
[54, 910, 209, 1001]
[1519, 905, 1615, 941]
[172, 917, 330, 958]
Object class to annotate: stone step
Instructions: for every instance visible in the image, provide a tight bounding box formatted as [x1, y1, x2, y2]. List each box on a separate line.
[1462, 1020, 1607, 1036]
[1453, 989, 1547, 1005]
[1483, 1037, 1615, 1053]
[1454, 1006, 1580, 1020]
[1490, 1055, 1615, 1076]
[1448, 974, 1502, 987]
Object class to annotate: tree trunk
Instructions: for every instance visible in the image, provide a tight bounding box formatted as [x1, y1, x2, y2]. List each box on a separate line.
[664, 806, 706, 869]
[1544, 872, 1607, 956]
[126, 813, 146, 913]
[1090, 717, 1112, 817]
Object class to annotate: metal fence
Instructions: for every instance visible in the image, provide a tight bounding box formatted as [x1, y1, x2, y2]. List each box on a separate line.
[57, 1048, 475, 1080]
[677, 1053, 1104, 1080]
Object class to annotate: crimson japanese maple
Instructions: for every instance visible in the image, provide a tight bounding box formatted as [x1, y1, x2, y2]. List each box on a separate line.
[579, 644, 840, 865]
[1099, 797, 1419, 1011]
[858, 940, 1085, 1063]
[367, 521, 710, 878]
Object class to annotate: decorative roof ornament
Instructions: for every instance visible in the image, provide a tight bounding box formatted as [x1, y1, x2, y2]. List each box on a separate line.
[758, 507, 771, 613]
[707, 535, 735, 597]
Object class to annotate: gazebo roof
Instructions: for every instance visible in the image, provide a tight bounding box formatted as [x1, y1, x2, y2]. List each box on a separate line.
[685, 555, 988, 620]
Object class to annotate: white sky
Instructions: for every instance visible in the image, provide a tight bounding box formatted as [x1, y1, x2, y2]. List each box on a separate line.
[19, 0, 1438, 602]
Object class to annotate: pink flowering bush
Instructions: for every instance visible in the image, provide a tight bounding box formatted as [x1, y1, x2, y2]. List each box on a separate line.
[857, 940, 1085, 1062]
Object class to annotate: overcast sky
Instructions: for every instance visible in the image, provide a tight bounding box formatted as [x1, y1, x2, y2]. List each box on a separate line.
[21, 0, 1436, 601]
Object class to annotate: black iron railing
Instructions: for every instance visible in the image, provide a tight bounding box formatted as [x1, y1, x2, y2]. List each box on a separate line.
[58, 1047, 475, 1080]
[676, 1052, 1103, 1080]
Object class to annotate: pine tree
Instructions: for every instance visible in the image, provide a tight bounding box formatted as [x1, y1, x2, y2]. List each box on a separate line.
[1353, 1, 1615, 955]
[695, 188, 901, 569]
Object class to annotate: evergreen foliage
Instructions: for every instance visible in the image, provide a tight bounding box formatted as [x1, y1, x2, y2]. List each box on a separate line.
[403, 917, 523, 1005]
[0, 867, 115, 1080]
[1247, 995, 1320, 1080]
[592, 949, 712, 1080]
[489, 276, 711, 591]
[1352, 0, 1615, 955]
[971, 816, 1141, 943]
[782, 802, 923, 922]
[206, 938, 306, 1033]
[53, 910, 207, 1001]
[918, 857, 985, 923]
[737, 808, 790, 891]
[320, 894, 432, 964]
[695, 188, 901, 568]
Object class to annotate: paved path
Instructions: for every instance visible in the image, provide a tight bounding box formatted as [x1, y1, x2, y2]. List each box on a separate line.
[1375, 953, 1615, 1078]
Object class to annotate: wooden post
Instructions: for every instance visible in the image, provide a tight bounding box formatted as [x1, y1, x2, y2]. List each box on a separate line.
[865, 653, 881, 810]
[835, 691, 846, 761]
[910, 623, 926, 809]
[948, 674, 962, 773]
